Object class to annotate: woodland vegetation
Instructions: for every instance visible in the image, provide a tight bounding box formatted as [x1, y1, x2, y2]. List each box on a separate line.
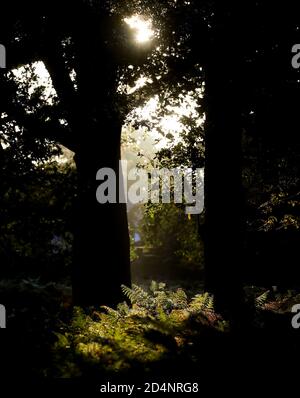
[0, 0, 299, 383]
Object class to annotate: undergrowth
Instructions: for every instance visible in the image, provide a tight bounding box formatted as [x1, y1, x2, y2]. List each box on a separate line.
[51, 282, 227, 377]
[49, 282, 300, 377]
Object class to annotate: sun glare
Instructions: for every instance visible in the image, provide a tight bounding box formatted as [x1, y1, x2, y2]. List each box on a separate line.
[125, 15, 154, 43]
[160, 115, 183, 133]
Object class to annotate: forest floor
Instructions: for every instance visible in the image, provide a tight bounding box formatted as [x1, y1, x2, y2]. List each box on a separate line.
[0, 252, 299, 384]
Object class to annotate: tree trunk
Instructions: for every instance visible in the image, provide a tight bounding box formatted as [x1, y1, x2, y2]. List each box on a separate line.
[67, 8, 132, 307]
[73, 117, 131, 307]
[204, 4, 245, 321]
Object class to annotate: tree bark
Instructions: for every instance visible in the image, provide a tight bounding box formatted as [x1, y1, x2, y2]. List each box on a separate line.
[204, 4, 245, 321]
[43, 7, 132, 307]
[72, 118, 131, 307]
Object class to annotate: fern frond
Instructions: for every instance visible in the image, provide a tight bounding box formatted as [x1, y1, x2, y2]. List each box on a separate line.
[189, 293, 214, 313]
[101, 306, 120, 318]
[169, 288, 188, 310]
[121, 284, 155, 308]
[256, 290, 270, 308]
[121, 285, 135, 301]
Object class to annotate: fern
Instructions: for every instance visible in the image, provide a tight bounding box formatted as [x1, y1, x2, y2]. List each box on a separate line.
[169, 288, 188, 310]
[150, 280, 166, 293]
[255, 290, 270, 308]
[100, 306, 121, 319]
[117, 302, 130, 316]
[189, 292, 214, 313]
[154, 290, 173, 313]
[121, 284, 155, 309]
[53, 283, 227, 377]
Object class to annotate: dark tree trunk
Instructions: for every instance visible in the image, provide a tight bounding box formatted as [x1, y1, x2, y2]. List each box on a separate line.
[73, 118, 131, 307]
[70, 17, 131, 305]
[42, 7, 132, 307]
[204, 4, 245, 321]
